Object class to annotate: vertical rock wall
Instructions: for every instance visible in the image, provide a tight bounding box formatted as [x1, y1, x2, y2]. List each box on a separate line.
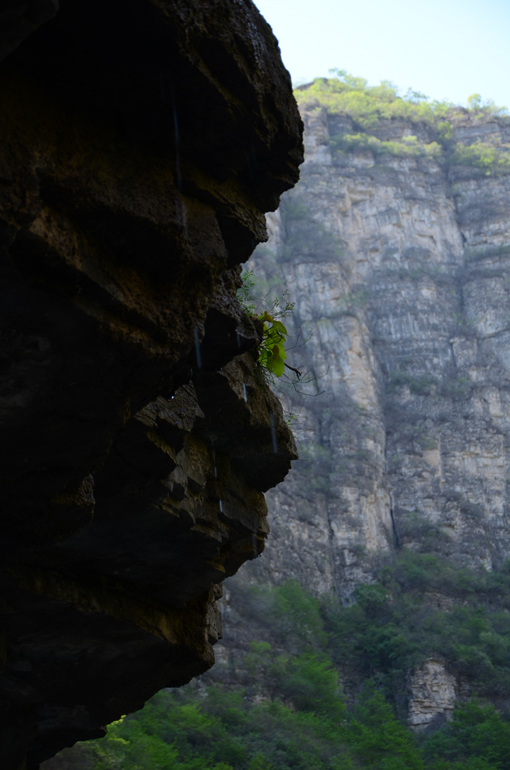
[215, 95, 510, 727]
[248, 103, 510, 598]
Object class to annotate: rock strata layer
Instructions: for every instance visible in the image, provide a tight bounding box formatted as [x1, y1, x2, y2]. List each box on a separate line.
[408, 658, 456, 730]
[0, 1, 302, 768]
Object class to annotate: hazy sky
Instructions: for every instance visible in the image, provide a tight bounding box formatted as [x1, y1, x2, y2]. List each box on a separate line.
[253, 0, 510, 108]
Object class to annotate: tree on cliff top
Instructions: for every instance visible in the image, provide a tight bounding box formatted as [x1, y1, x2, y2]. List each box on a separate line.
[294, 70, 508, 128]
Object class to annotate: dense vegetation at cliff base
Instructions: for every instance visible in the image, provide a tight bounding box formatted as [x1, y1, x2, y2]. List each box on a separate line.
[54, 553, 510, 770]
[64, 686, 510, 770]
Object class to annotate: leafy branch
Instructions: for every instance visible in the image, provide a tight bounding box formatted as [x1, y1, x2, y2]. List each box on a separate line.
[257, 311, 289, 378]
[238, 271, 299, 380]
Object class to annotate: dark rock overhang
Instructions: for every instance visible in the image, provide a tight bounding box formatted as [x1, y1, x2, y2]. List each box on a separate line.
[0, 1, 303, 767]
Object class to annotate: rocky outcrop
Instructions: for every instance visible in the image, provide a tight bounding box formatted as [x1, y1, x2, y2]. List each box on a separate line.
[407, 658, 456, 730]
[0, 1, 302, 767]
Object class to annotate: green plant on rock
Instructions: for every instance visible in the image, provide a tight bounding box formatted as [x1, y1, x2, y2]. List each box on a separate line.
[257, 310, 288, 378]
[467, 93, 508, 117]
[237, 269, 257, 316]
[331, 132, 441, 159]
[449, 140, 510, 175]
[238, 271, 295, 380]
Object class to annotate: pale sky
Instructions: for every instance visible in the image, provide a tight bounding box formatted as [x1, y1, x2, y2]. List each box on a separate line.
[253, 0, 510, 109]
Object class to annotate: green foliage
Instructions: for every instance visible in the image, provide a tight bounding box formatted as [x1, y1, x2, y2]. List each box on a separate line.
[324, 552, 510, 698]
[295, 71, 454, 128]
[257, 311, 288, 378]
[279, 652, 344, 717]
[467, 93, 508, 117]
[60, 574, 510, 770]
[387, 371, 439, 396]
[437, 121, 453, 140]
[465, 244, 510, 263]
[345, 683, 424, 770]
[54, 682, 510, 770]
[237, 269, 256, 316]
[295, 71, 510, 176]
[449, 140, 510, 175]
[440, 375, 473, 401]
[94, 718, 181, 770]
[73, 678, 426, 770]
[77, 663, 510, 770]
[296, 71, 507, 128]
[397, 510, 449, 550]
[331, 132, 441, 159]
[91, 710, 233, 770]
[237, 271, 294, 380]
[387, 370, 473, 400]
[239, 578, 326, 649]
[278, 193, 344, 264]
[467, 94, 484, 111]
[422, 700, 510, 769]
[233, 568, 510, 705]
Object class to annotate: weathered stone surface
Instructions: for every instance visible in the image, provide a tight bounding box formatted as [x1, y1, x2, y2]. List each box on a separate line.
[247, 104, 510, 596]
[0, 1, 302, 768]
[225, 99, 510, 724]
[408, 658, 457, 730]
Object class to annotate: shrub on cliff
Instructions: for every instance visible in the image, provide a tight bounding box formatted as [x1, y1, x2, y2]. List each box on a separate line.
[324, 553, 510, 700]
[422, 700, 510, 770]
[237, 271, 295, 380]
[295, 71, 510, 176]
[294, 71, 453, 128]
[344, 683, 424, 770]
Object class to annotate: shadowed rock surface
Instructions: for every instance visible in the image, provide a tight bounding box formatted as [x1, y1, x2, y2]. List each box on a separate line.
[0, 1, 302, 767]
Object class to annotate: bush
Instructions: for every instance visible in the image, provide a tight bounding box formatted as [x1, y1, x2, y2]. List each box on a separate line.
[295, 72, 453, 128]
[422, 700, 510, 769]
[345, 683, 425, 770]
[324, 551, 510, 699]
[295, 72, 510, 178]
[331, 132, 441, 159]
[279, 652, 344, 717]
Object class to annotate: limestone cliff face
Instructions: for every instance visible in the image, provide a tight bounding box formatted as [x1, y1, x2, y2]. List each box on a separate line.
[0, 2, 302, 768]
[248, 103, 510, 595]
[228, 96, 510, 723]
